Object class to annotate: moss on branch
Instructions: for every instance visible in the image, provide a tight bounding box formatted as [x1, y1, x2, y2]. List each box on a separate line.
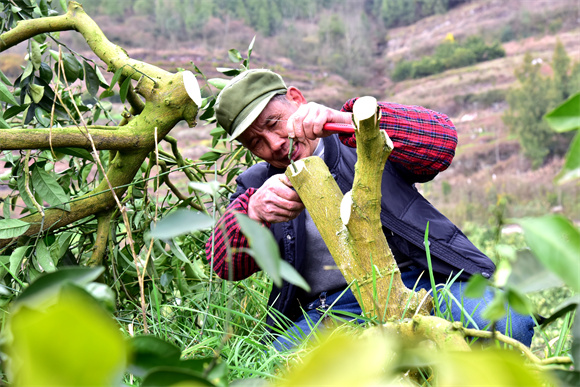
[0, 126, 140, 150]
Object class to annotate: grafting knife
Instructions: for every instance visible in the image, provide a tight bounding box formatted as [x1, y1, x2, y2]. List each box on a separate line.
[321, 122, 356, 134]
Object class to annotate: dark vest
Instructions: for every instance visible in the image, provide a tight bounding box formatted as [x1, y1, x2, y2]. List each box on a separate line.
[233, 135, 495, 326]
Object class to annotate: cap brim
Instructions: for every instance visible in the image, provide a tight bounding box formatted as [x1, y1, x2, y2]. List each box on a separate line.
[229, 89, 286, 140]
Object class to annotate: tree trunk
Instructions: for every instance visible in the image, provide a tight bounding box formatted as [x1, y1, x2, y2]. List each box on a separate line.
[286, 97, 432, 320]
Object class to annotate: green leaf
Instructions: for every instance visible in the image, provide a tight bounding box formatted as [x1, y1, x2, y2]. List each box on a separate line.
[7, 285, 127, 386]
[516, 215, 580, 292]
[247, 36, 256, 59]
[0, 219, 31, 239]
[216, 67, 242, 77]
[0, 114, 10, 129]
[550, 370, 580, 387]
[33, 33, 48, 44]
[0, 255, 10, 281]
[28, 83, 44, 103]
[544, 92, 580, 132]
[235, 214, 282, 288]
[0, 68, 12, 86]
[94, 65, 108, 88]
[200, 150, 224, 162]
[31, 166, 70, 210]
[22, 61, 34, 81]
[188, 181, 220, 196]
[150, 210, 214, 240]
[62, 53, 82, 83]
[34, 106, 50, 127]
[463, 273, 488, 298]
[59, 0, 67, 12]
[35, 239, 56, 273]
[99, 89, 114, 100]
[53, 147, 95, 162]
[3, 104, 27, 119]
[49, 49, 60, 62]
[207, 78, 228, 90]
[84, 282, 116, 312]
[141, 367, 214, 387]
[128, 336, 182, 377]
[505, 288, 534, 315]
[30, 40, 42, 70]
[38, 0, 49, 16]
[119, 75, 132, 103]
[209, 127, 226, 138]
[108, 67, 125, 91]
[0, 80, 19, 106]
[438, 350, 550, 386]
[555, 130, 580, 184]
[83, 61, 100, 97]
[539, 295, 579, 327]
[507, 249, 563, 293]
[572, 309, 580, 378]
[14, 266, 104, 307]
[9, 246, 29, 277]
[279, 260, 310, 292]
[279, 332, 396, 387]
[228, 49, 243, 63]
[481, 292, 506, 321]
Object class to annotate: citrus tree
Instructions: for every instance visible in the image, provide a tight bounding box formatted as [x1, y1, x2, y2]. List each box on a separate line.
[0, 0, 260, 327]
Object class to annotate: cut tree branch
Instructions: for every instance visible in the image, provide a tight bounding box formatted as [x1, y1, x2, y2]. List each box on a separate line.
[286, 97, 432, 320]
[0, 126, 143, 150]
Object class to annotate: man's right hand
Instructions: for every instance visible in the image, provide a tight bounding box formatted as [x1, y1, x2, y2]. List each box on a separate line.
[247, 174, 305, 223]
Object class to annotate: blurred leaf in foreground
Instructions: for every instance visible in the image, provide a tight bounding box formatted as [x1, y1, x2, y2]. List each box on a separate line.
[6, 285, 127, 386]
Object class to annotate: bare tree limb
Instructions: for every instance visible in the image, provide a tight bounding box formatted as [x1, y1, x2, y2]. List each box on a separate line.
[0, 126, 144, 150]
[87, 210, 113, 267]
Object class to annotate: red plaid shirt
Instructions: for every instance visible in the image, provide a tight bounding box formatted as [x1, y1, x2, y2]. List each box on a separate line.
[206, 99, 457, 280]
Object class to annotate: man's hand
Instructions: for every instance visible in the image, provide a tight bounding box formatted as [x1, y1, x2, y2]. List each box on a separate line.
[247, 174, 305, 223]
[286, 102, 353, 142]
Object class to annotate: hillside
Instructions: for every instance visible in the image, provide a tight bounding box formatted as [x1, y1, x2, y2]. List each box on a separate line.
[1, 0, 578, 228]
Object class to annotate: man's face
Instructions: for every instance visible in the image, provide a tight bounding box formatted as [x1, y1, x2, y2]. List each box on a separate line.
[238, 95, 319, 169]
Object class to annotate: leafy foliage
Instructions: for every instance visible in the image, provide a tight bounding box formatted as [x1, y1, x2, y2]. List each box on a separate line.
[503, 41, 580, 168]
[392, 35, 506, 81]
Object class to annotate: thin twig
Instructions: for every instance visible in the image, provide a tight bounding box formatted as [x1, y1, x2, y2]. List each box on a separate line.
[462, 327, 573, 366]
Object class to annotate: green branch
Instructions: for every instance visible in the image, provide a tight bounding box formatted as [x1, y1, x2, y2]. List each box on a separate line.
[0, 126, 148, 150]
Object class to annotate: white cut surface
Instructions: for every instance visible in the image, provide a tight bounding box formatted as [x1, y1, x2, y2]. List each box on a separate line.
[183, 71, 202, 107]
[352, 96, 378, 126]
[340, 190, 353, 226]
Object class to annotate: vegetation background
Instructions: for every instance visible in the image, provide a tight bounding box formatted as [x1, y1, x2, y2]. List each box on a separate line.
[0, 0, 578, 385]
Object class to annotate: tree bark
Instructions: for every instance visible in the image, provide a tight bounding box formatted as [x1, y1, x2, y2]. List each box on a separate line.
[286, 97, 432, 320]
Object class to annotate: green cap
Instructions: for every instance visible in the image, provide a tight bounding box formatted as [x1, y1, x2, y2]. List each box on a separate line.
[216, 69, 287, 139]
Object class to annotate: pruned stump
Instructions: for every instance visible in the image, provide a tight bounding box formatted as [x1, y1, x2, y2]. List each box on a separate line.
[286, 97, 432, 320]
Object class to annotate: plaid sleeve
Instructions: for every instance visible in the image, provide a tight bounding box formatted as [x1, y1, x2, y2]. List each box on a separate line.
[205, 188, 268, 281]
[339, 98, 458, 177]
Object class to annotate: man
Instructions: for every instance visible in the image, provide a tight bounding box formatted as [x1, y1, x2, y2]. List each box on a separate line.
[205, 69, 534, 350]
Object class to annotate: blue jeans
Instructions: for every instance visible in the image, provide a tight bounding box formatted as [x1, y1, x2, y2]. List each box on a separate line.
[272, 268, 535, 351]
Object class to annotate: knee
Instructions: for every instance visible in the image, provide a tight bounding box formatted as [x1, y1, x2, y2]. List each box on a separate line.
[496, 312, 535, 347]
